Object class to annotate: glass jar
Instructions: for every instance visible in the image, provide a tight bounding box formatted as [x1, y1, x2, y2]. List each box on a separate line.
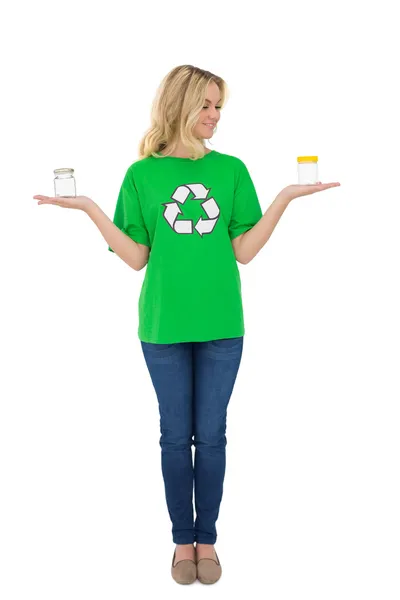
[297, 156, 318, 184]
[53, 168, 76, 197]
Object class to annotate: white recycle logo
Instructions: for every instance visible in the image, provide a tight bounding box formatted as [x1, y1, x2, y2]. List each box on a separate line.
[162, 182, 220, 236]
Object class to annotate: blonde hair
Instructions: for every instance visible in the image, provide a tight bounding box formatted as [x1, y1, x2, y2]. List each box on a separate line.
[138, 65, 229, 161]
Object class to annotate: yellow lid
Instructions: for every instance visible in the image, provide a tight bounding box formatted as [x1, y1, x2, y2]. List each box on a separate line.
[297, 156, 318, 163]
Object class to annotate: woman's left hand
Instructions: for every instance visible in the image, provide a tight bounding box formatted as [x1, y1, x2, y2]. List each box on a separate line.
[280, 181, 341, 202]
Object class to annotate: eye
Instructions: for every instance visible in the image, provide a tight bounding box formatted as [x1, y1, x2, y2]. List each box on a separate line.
[203, 106, 222, 110]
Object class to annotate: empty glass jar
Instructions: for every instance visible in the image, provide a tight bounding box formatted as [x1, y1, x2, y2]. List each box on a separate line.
[54, 168, 76, 197]
[297, 156, 318, 184]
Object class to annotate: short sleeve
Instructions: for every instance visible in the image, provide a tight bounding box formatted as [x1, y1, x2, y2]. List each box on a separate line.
[228, 159, 263, 240]
[108, 166, 150, 252]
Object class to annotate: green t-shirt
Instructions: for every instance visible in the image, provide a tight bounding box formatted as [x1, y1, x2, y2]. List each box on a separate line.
[108, 150, 263, 343]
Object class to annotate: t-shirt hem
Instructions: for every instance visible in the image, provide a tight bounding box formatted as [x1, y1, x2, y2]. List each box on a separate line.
[138, 331, 245, 344]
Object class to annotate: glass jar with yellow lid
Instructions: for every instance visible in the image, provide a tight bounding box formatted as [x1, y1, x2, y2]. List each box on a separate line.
[297, 156, 318, 184]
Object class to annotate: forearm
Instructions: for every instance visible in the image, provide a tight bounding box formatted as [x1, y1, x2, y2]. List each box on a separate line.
[85, 201, 144, 271]
[239, 192, 291, 264]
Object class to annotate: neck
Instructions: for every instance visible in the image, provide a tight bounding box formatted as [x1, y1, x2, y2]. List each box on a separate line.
[160, 140, 210, 158]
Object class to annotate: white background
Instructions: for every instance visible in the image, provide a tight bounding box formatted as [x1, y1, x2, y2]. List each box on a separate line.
[1, 0, 399, 597]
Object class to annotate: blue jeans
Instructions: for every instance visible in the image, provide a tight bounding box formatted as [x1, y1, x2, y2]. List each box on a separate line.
[140, 337, 244, 545]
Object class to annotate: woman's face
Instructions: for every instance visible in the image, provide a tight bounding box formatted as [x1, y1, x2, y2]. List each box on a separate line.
[193, 81, 221, 140]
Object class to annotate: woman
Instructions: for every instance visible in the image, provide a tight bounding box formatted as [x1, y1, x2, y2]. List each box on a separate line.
[33, 65, 340, 585]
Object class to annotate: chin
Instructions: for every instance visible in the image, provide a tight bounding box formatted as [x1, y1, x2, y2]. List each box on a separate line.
[195, 129, 213, 139]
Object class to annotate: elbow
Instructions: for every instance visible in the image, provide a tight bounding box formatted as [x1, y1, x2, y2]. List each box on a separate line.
[235, 253, 247, 265]
[242, 254, 254, 265]
[237, 254, 250, 265]
[135, 258, 149, 271]
[134, 245, 150, 271]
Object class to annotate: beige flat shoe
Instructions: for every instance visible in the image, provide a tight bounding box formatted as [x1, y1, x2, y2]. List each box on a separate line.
[196, 548, 222, 584]
[171, 549, 197, 585]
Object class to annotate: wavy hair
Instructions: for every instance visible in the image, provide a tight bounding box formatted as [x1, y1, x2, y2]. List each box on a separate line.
[138, 65, 229, 161]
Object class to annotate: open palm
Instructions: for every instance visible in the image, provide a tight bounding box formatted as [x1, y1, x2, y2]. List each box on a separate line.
[283, 181, 341, 202]
[33, 194, 93, 211]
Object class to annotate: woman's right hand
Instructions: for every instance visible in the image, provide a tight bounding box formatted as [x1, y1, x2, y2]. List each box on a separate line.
[33, 194, 94, 212]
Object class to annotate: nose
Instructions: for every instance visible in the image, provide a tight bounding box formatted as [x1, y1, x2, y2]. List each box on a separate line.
[207, 107, 219, 120]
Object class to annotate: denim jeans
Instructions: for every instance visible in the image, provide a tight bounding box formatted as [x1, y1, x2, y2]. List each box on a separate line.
[140, 337, 244, 545]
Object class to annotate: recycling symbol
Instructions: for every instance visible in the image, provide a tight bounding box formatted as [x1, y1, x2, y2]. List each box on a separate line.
[162, 182, 220, 236]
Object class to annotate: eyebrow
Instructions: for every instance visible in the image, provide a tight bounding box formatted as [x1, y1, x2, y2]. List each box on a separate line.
[205, 98, 222, 103]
